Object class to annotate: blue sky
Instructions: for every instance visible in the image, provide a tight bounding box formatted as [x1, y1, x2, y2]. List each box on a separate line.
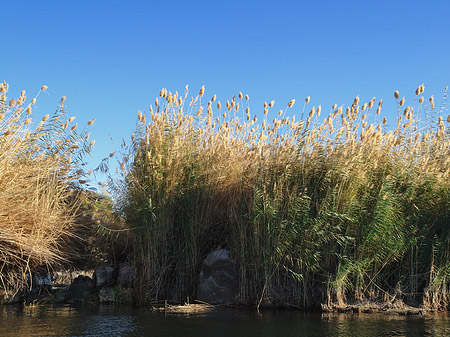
[2, 0, 449, 185]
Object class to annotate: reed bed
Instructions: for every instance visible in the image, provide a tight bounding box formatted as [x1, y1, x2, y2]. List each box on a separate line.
[0, 82, 94, 291]
[112, 84, 450, 310]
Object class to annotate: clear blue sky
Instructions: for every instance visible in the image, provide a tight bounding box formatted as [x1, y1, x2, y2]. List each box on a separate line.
[2, 0, 449, 185]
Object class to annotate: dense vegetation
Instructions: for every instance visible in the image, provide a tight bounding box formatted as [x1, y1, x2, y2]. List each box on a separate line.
[2, 81, 450, 311]
[0, 82, 94, 291]
[110, 84, 450, 310]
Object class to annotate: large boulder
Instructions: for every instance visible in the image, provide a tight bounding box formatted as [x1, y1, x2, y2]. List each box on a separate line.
[66, 275, 94, 303]
[197, 249, 237, 304]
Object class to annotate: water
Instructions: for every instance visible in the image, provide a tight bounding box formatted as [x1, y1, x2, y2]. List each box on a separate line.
[0, 305, 449, 337]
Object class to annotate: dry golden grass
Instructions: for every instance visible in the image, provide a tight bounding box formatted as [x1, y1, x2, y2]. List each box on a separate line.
[0, 81, 94, 291]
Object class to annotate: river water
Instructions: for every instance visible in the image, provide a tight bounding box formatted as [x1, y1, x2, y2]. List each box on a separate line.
[0, 304, 449, 336]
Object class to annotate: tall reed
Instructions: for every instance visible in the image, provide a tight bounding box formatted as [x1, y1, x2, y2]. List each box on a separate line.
[0, 82, 94, 291]
[113, 84, 450, 309]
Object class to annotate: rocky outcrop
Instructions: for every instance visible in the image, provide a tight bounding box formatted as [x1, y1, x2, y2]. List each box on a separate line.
[66, 275, 94, 303]
[1, 264, 136, 305]
[197, 249, 237, 304]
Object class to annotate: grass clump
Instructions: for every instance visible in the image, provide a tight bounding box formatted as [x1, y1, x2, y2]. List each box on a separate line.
[0, 82, 94, 291]
[111, 84, 450, 309]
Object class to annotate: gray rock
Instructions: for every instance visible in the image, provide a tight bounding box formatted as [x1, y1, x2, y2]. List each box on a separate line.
[197, 249, 237, 304]
[67, 275, 94, 302]
[94, 266, 115, 288]
[117, 264, 135, 288]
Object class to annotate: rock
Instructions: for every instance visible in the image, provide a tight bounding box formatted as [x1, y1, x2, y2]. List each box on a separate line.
[94, 266, 115, 288]
[197, 249, 237, 304]
[67, 275, 94, 302]
[99, 286, 116, 303]
[117, 264, 135, 288]
[0, 289, 22, 304]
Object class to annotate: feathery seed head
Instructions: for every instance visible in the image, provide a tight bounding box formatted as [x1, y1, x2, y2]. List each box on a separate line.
[41, 85, 48, 91]
[71, 123, 78, 130]
[419, 97, 424, 104]
[288, 99, 295, 108]
[269, 100, 275, 107]
[199, 85, 205, 97]
[394, 90, 399, 99]
[212, 94, 216, 102]
[399, 97, 405, 106]
[429, 96, 435, 109]
[69, 116, 76, 122]
[239, 92, 243, 99]
[42, 114, 49, 122]
[332, 104, 337, 110]
[88, 119, 95, 125]
[305, 96, 310, 103]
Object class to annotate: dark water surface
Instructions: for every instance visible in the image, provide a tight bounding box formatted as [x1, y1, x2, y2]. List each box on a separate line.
[1, 304, 449, 336]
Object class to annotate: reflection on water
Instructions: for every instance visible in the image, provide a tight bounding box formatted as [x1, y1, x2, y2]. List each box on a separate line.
[0, 304, 449, 336]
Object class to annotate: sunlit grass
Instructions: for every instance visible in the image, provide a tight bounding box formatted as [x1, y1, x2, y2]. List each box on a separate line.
[0, 82, 94, 291]
[110, 82, 450, 308]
